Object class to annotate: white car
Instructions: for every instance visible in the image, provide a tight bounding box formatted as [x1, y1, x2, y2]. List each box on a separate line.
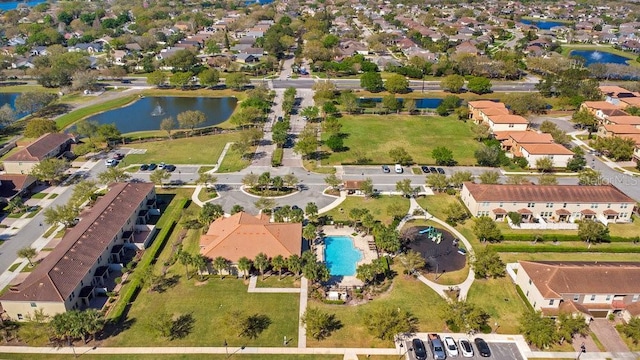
[444, 336, 459, 357]
[105, 159, 118, 167]
[459, 338, 474, 358]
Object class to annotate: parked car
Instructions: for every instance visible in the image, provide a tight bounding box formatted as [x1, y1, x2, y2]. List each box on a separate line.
[105, 159, 118, 167]
[437, 167, 445, 174]
[382, 165, 391, 173]
[113, 153, 124, 160]
[158, 162, 166, 169]
[429, 167, 437, 173]
[428, 334, 446, 360]
[421, 166, 430, 173]
[459, 338, 474, 358]
[140, 164, 149, 171]
[26, 205, 40, 212]
[148, 163, 157, 170]
[277, 116, 283, 122]
[444, 336, 458, 357]
[395, 164, 403, 173]
[412, 338, 428, 360]
[474, 338, 491, 357]
[164, 165, 176, 172]
[457, 248, 467, 256]
[120, 79, 132, 84]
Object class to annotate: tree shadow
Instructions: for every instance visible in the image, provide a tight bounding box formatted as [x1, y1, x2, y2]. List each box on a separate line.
[170, 313, 195, 340]
[241, 314, 271, 339]
[36, 104, 73, 119]
[155, 274, 180, 293]
[102, 318, 137, 339]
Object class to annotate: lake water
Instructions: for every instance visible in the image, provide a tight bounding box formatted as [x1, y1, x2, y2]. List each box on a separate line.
[570, 50, 630, 66]
[357, 98, 443, 109]
[0, 0, 47, 11]
[84, 96, 237, 133]
[0, 92, 28, 118]
[520, 19, 567, 30]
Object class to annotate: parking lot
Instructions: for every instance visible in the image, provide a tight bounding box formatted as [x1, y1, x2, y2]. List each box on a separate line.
[402, 339, 524, 360]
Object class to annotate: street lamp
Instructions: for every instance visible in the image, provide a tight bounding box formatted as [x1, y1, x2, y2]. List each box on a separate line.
[398, 342, 413, 359]
[224, 339, 228, 357]
[494, 322, 500, 333]
[576, 342, 586, 359]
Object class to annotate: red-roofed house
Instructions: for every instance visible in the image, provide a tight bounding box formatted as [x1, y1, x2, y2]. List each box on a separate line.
[520, 143, 574, 169]
[486, 115, 529, 132]
[467, 101, 507, 122]
[3, 133, 76, 175]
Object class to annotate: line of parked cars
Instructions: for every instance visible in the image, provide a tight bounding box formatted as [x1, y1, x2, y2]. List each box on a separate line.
[139, 162, 176, 172]
[411, 334, 491, 359]
[421, 166, 445, 175]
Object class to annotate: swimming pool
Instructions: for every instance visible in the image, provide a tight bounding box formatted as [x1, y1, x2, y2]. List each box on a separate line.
[324, 236, 362, 276]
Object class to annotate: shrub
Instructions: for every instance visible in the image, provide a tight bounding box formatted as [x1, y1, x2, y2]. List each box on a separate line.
[489, 244, 640, 253]
[271, 148, 283, 166]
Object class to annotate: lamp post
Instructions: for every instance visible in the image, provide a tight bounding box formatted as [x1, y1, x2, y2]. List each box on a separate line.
[494, 322, 500, 333]
[398, 342, 413, 359]
[576, 342, 586, 359]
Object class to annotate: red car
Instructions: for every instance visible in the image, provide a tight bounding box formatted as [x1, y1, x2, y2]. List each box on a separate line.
[113, 153, 124, 160]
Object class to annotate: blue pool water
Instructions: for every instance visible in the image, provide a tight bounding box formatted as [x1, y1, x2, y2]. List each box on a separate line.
[520, 19, 567, 30]
[324, 236, 362, 276]
[569, 50, 630, 66]
[357, 98, 443, 109]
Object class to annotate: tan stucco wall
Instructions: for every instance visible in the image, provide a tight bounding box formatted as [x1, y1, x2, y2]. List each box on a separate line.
[3, 161, 38, 175]
[0, 301, 67, 321]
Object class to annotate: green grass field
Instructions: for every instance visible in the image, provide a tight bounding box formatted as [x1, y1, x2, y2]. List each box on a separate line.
[323, 196, 410, 225]
[466, 277, 530, 334]
[322, 115, 480, 166]
[55, 95, 139, 129]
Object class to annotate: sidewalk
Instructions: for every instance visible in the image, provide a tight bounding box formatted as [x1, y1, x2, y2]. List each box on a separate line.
[190, 142, 233, 207]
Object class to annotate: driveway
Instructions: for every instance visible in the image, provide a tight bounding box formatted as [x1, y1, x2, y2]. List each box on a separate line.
[589, 319, 630, 353]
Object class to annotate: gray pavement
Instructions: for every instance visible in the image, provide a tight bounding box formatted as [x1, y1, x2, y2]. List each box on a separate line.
[589, 319, 630, 353]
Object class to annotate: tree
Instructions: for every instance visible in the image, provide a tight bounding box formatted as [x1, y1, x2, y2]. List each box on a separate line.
[472, 124, 491, 141]
[237, 257, 252, 279]
[571, 108, 597, 131]
[385, 73, 409, 94]
[426, 173, 449, 192]
[303, 224, 317, 243]
[6, 196, 25, 214]
[382, 94, 400, 113]
[176, 249, 193, 279]
[150, 169, 170, 185]
[431, 146, 455, 166]
[255, 197, 276, 212]
[17, 247, 37, 267]
[360, 72, 384, 92]
[504, 93, 547, 115]
[535, 157, 554, 172]
[14, 92, 57, 115]
[404, 98, 417, 114]
[225, 72, 250, 90]
[439, 301, 490, 333]
[556, 313, 589, 345]
[287, 254, 303, 277]
[538, 173, 559, 185]
[271, 255, 287, 280]
[177, 110, 206, 136]
[359, 178, 375, 198]
[302, 307, 342, 341]
[213, 256, 230, 279]
[467, 76, 492, 94]
[472, 246, 505, 278]
[387, 202, 407, 220]
[566, 154, 586, 172]
[506, 174, 528, 185]
[449, 171, 473, 188]
[519, 311, 559, 349]
[473, 216, 502, 243]
[165, 49, 199, 72]
[621, 317, 640, 345]
[97, 167, 131, 184]
[479, 171, 500, 184]
[96, 124, 121, 143]
[340, 91, 359, 114]
[160, 117, 177, 139]
[389, 147, 413, 166]
[578, 168, 603, 185]
[578, 220, 610, 243]
[397, 250, 426, 275]
[254, 253, 270, 281]
[396, 179, 418, 198]
[305, 202, 319, 222]
[196, 172, 217, 188]
[592, 136, 635, 161]
[301, 106, 320, 121]
[440, 74, 465, 93]
[147, 70, 167, 87]
[303, 261, 330, 284]
[324, 174, 342, 190]
[363, 307, 418, 341]
[75, 119, 99, 140]
[192, 254, 208, 281]
[373, 225, 401, 253]
[44, 204, 80, 227]
[170, 71, 194, 89]
[30, 158, 69, 184]
[0, 104, 15, 126]
[445, 202, 469, 225]
[242, 173, 259, 188]
[294, 126, 319, 159]
[69, 180, 98, 208]
[24, 118, 58, 138]
[198, 68, 220, 87]
[199, 203, 224, 225]
[283, 174, 299, 189]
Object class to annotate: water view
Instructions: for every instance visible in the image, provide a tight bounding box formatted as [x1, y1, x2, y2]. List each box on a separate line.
[85, 96, 237, 133]
[324, 236, 362, 276]
[520, 19, 567, 30]
[0, 0, 46, 11]
[357, 97, 443, 109]
[570, 50, 630, 66]
[0, 92, 28, 118]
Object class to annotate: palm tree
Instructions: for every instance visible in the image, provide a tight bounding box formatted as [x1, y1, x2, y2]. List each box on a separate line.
[213, 256, 230, 279]
[237, 256, 252, 279]
[287, 254, 302, 278]
[272, 176, 284, 191]
[254, 252, 270, 281]
[258, 172, 271, 191]
[305, 202, 319, 222]
[271, 255, 286, 280]
[17, 246, 37, 267]
[192, 254, 208, 280]
[6, 197, 24, 214]
[303, 224, 317, 244]
[356, 263, 376, 285]
[81, 309, 104, 342]
[397, 250, 426, 275]
[283, 173, 299, 189]
[176, 249, 193, 279]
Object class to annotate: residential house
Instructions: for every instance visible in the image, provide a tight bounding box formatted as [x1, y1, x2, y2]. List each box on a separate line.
[0, 174, 37, 205]
[68, 43, 103, 53]
[581, 101, 621, 118]
[460, 182, 635, 223]
[485, 115, 529, 133]
[596, 108, 630, 122]
[597, 124, 640, 138]
[514, 261, 640, 321]
[455, 41, 478, 55]
[199, 212, 302, 272]
[467, 100, 508, 122]
[618, 97, 640, 109]
[603, 116, 640, 127]
[235, 54, 258, 63]
[519, 143, 574, 169]
[3, 133, 76, 175]
[0, 182, 157, 320]
[499, 131, 554, 155]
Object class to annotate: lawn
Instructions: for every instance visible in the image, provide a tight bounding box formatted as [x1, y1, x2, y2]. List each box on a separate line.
[465, 277, 529, 335]
[255, 274, 300, 288]
[197, 187, 218, 203]
[415, 193, 460, 221]
[121, 132, 248, 165]
[55, 95, 139, 129]
[322, 114, 481, 166]
[217, 145, 253, 173]
[323, 195, 410, 225]
[306, 270, 447, 348]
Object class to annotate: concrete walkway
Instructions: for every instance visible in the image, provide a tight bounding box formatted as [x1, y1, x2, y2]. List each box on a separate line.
[298, 277, 308, 348]
[190, 142, 233, 207]
[317, 190, 346, 214]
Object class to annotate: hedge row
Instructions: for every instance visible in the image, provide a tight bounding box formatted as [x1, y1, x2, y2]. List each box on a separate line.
[108, 198, 187, 322]
[489, 244, 640, 253]
[502, 233, 638, 243]
[271, 148, 283, 167]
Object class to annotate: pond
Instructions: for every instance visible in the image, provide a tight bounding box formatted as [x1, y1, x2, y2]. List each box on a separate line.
[520, 19, 567, 30]
[570, 50, 630, 66]
[357, 97, 443, 109]
[0, 93, 28, 118]
[0, 0, 46, 10]
[84, 96, 237, 133]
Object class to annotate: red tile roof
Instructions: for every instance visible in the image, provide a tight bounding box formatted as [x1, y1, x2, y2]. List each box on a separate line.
[520, 143, 574, 155]
[463, 182, 635, 203]
[4, 133, 75, 163]
[488, 115, 529, 124]
[1, 182, 154, 303]
[468, 100, 506, 109]
[509, 132, 554, 144]
[0, 174, 36, 199]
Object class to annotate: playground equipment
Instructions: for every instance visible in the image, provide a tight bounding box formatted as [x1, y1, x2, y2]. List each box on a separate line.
[418, 226, 443, 244]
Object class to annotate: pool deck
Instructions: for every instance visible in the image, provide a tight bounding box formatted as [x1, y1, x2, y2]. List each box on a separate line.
[318, 226, 378, 287]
